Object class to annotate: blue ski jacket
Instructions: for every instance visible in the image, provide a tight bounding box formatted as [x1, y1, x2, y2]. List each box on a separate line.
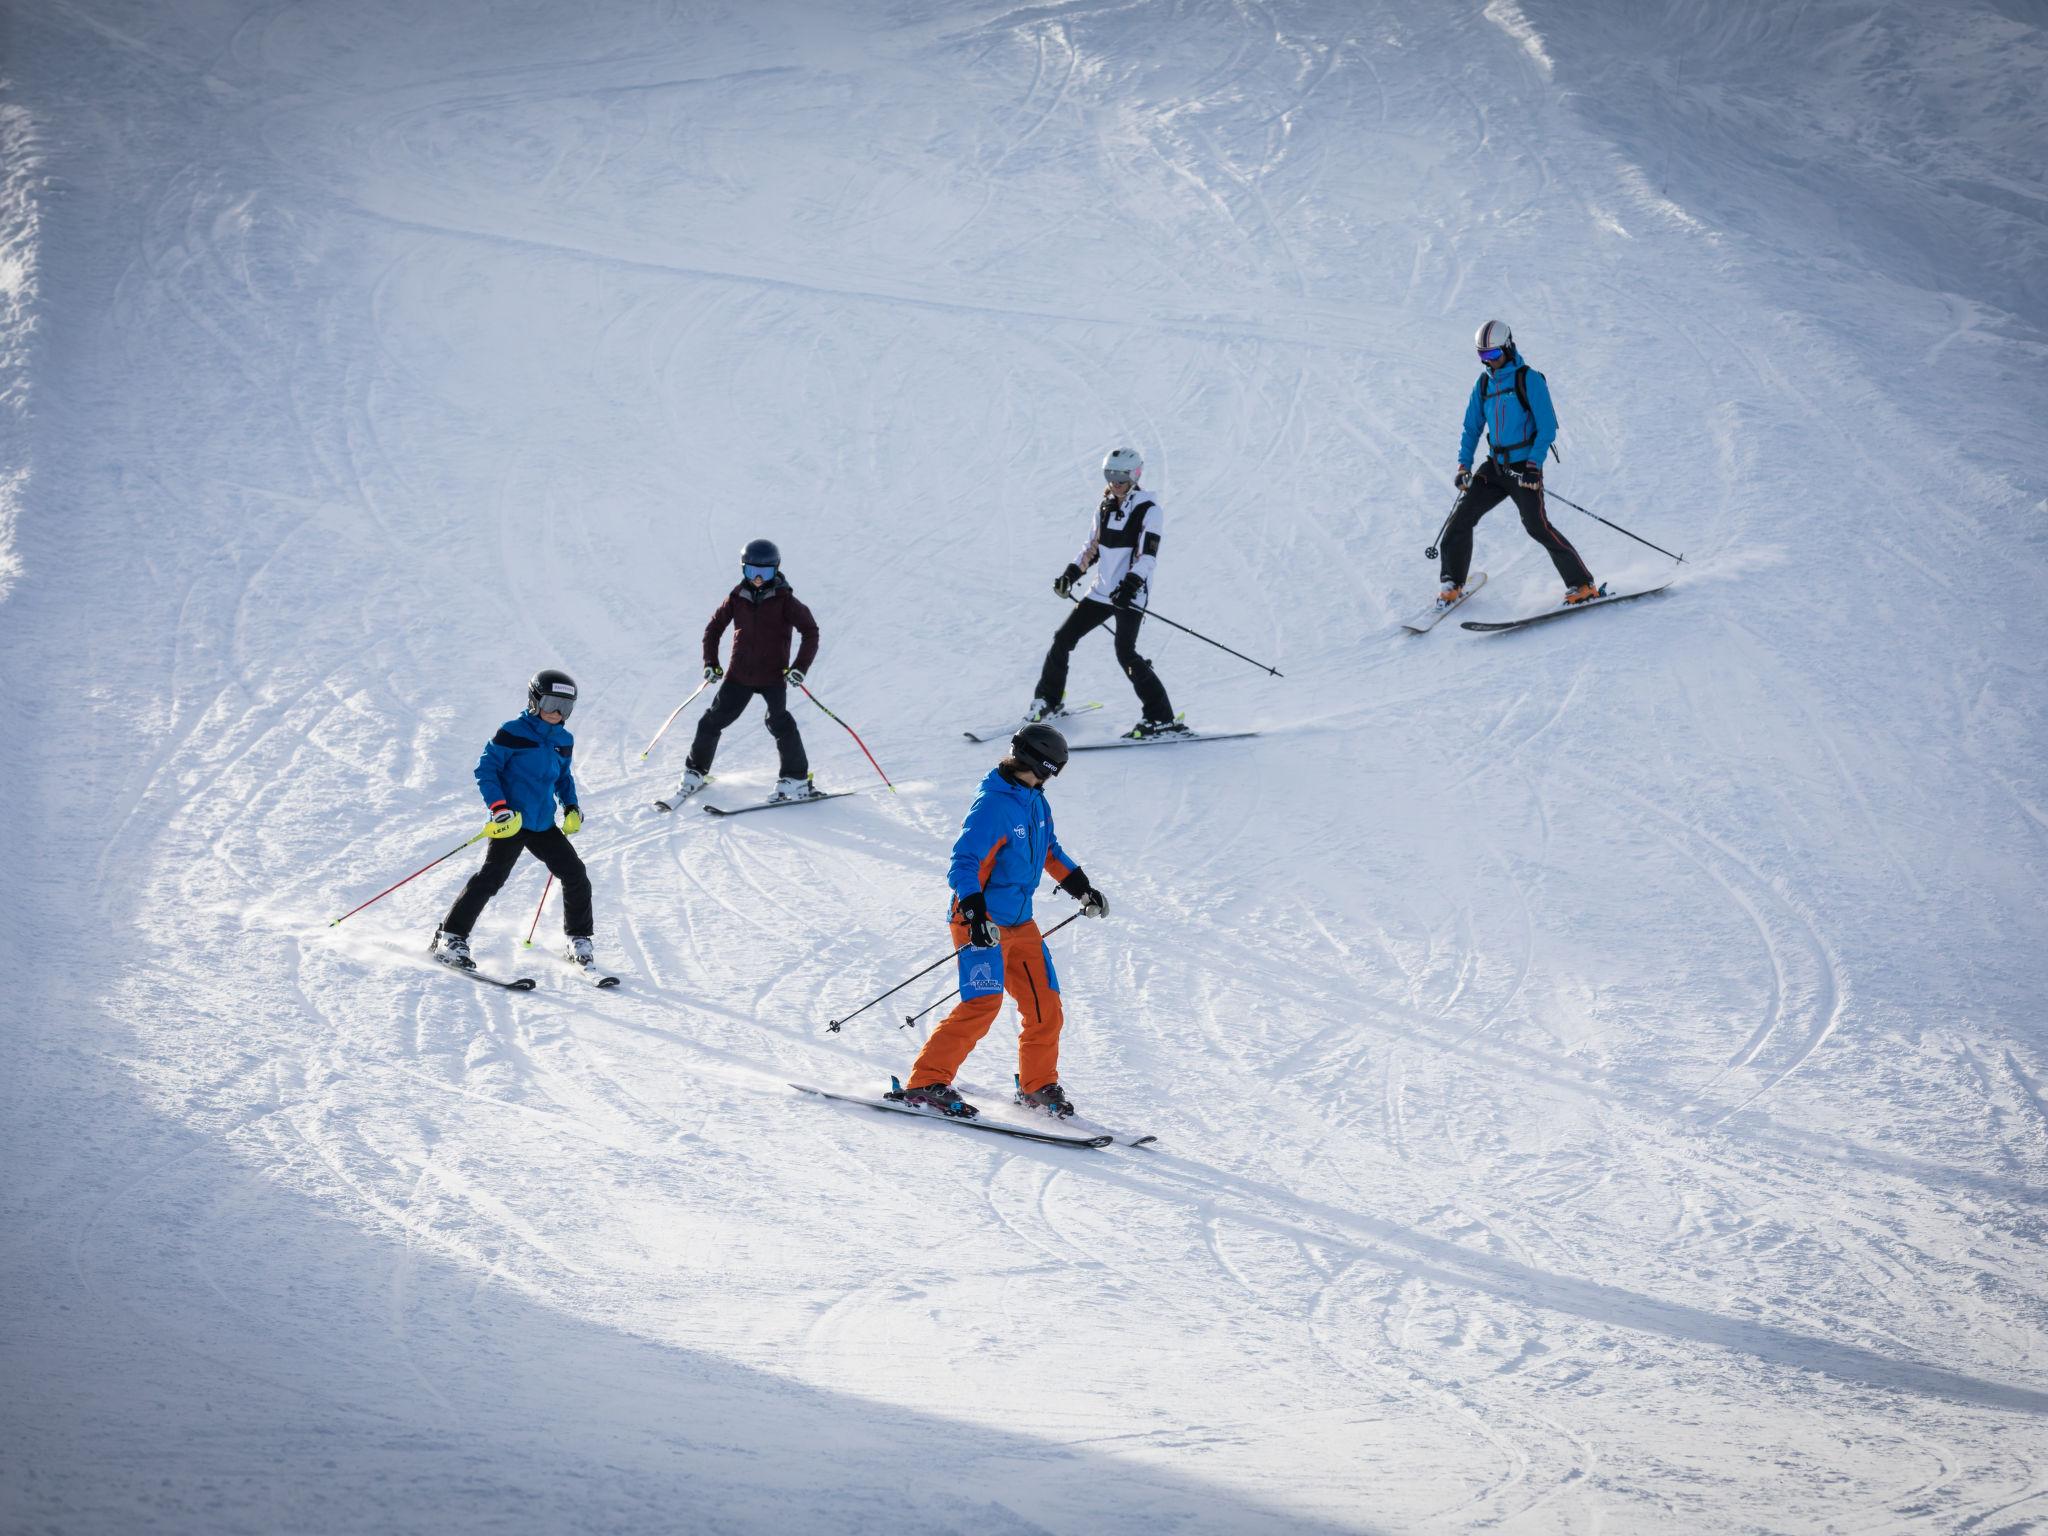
[1458, 354, 1558, 468]
[473, 710, 579, 829]
[948, 766, 1078, 928]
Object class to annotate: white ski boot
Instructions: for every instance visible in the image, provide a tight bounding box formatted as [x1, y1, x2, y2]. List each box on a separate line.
[431, 929, 474, 970]
[769, 774, 820, 803]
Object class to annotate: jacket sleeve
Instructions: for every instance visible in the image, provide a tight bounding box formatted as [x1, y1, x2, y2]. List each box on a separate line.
[1128, 499, 1163, 587]
[703, 596, 735, 670]
[948, 792, 1009, 901]
[554, 740, 579, 811]
[1073, 503, 1106, 572]
[1525, 369, 1559, 460]
[1458, 375, 1486, 467]
[474, 736, 511, 809]
[789, 597, 820, 675]
[1043, 826, 1077, 885]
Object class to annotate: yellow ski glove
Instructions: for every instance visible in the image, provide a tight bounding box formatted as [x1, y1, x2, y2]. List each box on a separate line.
[485, 806, 523, 839]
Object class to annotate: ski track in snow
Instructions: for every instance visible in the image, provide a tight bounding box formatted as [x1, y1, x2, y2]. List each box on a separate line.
[7, 0, 2048, 1532]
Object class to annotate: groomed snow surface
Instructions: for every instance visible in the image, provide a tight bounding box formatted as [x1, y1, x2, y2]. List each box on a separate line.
[5, 2, 2046, 1532]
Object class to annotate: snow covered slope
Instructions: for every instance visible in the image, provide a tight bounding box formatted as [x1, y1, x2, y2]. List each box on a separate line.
[5, 2, 2045, 1531]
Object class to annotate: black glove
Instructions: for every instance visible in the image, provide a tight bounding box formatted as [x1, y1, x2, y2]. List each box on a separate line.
[1112, 573, 1143, 608]
[957, 890, 999, 949]
[1059, 867, 1110, 918]
[1513, 462, 1543, 490]
[1099, 491, 1121, 516]
[1052, 563, 1083, 599]
[1454, 464, 1473, 491]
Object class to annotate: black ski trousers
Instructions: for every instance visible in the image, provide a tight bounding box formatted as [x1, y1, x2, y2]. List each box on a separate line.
[1032, 598, 1174, 724]
[443, 827, 592, 939]
[687, 680, 809, 779]
[1440, 459, 1593, 590]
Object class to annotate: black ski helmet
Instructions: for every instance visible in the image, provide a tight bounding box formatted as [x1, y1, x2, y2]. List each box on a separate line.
[1009, 722, 1069, 779]
[526, 668, 579, 719]
[740, 538, 781, 571]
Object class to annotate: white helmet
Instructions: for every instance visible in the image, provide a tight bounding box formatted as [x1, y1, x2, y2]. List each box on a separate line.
[1475, 319, 1514, 356]
[1102, 446, 1144, 487]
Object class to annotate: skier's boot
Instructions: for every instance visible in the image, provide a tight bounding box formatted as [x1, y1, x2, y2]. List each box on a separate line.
[891, 1078, 979, 1119]
[1024, 697, 1054, 724]
[431, 929, 474, 970]
[565, 935, 596, 969]
[1127, 717, 1191, 740]
[1017, 1081, 1076, 1119]
[1435, 581, 1464, 610]
[674, 766, 708, 800]
[769, 774, 819, 803]
[1563, 582, 1605, 606]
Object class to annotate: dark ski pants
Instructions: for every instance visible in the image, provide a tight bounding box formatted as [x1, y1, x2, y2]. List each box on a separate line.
[687, 680, 809, 779]
[1032, 599, 1174, 724]
[443, 827, 592, 939]
[1440, 459, 1593, 591]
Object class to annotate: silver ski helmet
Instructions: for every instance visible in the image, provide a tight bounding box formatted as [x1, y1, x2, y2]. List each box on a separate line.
[527, 668, 578, 720]
[1475, 320, 1514, 367]
[1009, 722, 1069, 779]
[1102, 446, 1144, 487]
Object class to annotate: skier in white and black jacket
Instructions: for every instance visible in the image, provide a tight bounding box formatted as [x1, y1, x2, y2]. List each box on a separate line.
[1026, 447, 1183, 739]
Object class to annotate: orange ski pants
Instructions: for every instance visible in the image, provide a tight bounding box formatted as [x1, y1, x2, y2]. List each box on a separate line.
[907, 917, 1065, 1095]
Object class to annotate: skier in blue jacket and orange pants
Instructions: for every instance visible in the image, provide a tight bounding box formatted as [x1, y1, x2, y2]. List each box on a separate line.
[896, 723, 1109, 1121]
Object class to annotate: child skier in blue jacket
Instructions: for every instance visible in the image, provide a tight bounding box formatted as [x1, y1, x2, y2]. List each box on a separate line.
[432, 669, 599, 973]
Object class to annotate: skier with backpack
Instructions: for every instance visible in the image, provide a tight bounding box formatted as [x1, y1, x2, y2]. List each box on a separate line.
[670, 539, 823, 806]
[1437, 322, 1600, 611]
[892, 723, 1110, 1122]
[1025, 447, 1185, 740]
[432, 669, 601, 975]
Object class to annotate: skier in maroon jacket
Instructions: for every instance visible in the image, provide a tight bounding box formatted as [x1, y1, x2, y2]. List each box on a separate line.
[672, 539, 823, 805]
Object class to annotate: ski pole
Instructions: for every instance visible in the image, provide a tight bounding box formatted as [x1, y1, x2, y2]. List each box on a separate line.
[826, 944, 963, 1033]
[329, 823, 492, 927]
[792, 679, 896, 792]
[1424, 494, 1460, 561]
[899, 911, 1083, 1029]
[1544, 491, 1685, 564]
[640, 675, 714, 759]
[523, 874, 553, 948]
[1066, 592, 1282, 678]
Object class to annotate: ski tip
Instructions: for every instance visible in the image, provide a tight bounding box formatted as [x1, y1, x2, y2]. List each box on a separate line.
[596, 975, 621, 988]
[508, 977, 538, 991]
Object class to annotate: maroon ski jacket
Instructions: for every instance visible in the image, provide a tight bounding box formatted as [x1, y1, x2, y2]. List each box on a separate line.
[703, 579, 819, 687]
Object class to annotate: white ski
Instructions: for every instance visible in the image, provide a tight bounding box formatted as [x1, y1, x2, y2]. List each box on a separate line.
[963, 701, 1103, 744]
[1401, 571, 1487, 632]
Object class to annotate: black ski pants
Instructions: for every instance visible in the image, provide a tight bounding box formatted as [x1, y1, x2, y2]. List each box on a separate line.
[687, 679, 808, 779]
[1440, 459, 1593, 590]
[1033, 598, 1174, 724]
[443, 827, 592, 939]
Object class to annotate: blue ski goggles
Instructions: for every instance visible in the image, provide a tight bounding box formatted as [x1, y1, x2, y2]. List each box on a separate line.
[1477, 346, 1507, 363]
[743, 563, 777, 583]
[534, 691, 576, 719]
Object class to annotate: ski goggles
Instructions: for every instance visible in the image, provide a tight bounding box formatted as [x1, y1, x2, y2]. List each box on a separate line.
[1477, 346, 1507, 363]
[1102, 466, 1136, 486]
[742, 563, 777, 583]
[535, 689, 576, 719]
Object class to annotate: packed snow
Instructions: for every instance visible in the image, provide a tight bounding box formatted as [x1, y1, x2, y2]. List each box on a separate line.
[4, 1, 2045, 1532]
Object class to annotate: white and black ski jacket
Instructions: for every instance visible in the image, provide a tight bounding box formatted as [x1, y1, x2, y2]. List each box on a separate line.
[1073, 487, 1163, 610]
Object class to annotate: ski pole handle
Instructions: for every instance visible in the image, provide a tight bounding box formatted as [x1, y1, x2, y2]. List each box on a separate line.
[640, 676, 714, 759]
[329, 824, 491, 927]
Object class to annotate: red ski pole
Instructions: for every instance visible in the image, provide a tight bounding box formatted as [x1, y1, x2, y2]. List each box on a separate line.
[793, 679, 896, 792]
[330, 823, 491, 927]
[524, 874, 553, 947]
